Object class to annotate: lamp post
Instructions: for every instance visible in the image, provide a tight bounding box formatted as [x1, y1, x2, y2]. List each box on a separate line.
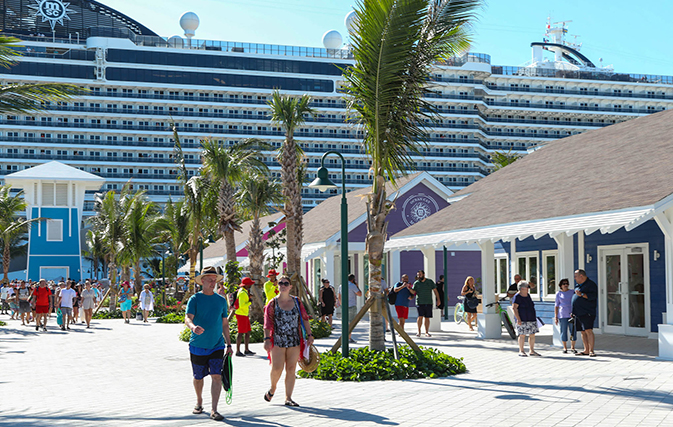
[308, 151, 350, 357]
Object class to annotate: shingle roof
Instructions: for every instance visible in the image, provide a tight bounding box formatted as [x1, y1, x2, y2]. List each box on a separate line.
[200, 212, 285, 260]
[393, 108, 673, 239]
[303, 172, 423, 244]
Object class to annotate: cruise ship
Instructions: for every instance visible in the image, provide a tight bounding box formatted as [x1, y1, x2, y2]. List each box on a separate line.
[1, 1, 671, 214]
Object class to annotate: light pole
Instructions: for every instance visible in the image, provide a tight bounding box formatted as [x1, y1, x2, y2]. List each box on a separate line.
[309, 151, 350, 357]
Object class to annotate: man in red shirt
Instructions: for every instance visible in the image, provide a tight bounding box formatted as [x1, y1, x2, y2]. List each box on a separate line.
[33, 279, 52, 332]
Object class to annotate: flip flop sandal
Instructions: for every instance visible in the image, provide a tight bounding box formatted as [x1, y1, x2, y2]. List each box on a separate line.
[518, 353, 528, 357]
[575, 352, 590, 356]
[192, 405, 203, 414]
[210, 411, 224, 421]
[571, 349, 578, 354]
[563, 350, 568, 354]
[264, 390, 274, 402]
[285, 399, 300, 407]
[529, 352, 541, 356]
[589, 352, 597, 357]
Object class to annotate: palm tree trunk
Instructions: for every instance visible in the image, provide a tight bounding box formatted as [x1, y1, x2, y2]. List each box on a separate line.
[108, 261, 118, 312]
[367, 175, 390, 351]
[223, 228, 237, 265]
[134, 261, 142, 296]
[280, 134, 302, 294]
[2, 242, 9, 284]
[248, 215, 265, 323]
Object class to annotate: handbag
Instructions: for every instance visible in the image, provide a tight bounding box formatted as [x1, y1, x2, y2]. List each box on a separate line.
[466, 296, 479, 309]
[387, 286, 397, 305]
[294, 297, 320, 373]
[56, 308, 63, 326]
[118, 295, 127, 303]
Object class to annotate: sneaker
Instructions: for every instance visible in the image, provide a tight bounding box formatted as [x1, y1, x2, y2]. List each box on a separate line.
[35, 325, 39, 331]
[43, 327, 47, 332]
[244, 350, 256, 355]
[66, 326, 70, 330]
[235, 351, 246, 357]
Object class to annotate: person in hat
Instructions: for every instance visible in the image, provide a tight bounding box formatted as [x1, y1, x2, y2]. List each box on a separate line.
[235, 277, 255, 357]
[263, 269, 280, 305]
[119, 281, 134, 324]
[185, 266, 232, 422]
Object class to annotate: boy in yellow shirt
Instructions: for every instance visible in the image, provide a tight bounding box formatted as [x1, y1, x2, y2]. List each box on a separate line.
[235, 277, 255, 357]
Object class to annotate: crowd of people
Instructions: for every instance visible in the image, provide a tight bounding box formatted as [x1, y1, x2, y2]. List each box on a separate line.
[0, 278, 108, 330]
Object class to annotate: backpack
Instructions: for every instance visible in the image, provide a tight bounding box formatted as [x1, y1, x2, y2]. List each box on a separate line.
[388, 284, 398, 305]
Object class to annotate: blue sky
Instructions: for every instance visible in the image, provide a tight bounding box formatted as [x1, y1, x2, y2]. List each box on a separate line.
[105, 0, 673, 76]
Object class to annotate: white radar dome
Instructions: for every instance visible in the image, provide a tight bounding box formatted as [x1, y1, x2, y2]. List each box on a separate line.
[345, 10, 359, 34]
[322, 30, 343, 50]
[180, 12, 200, 37]
[168, 35, 184, 48]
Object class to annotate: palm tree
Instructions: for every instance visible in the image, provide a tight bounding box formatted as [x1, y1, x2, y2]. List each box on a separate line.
[162, 198, 190, 286]
[238, 172, 283, 322]
[172, 125, 218, 299]
[0, 37, 83, 113]
[84, 228, 107, 280]
[124, 191, 162, 295]
[491, 149, 521, 171]
[0, 186, 42, 283]
[90, 186, 133, 311]
[268, 90, 315, 283]
[201, 138, 268, 264]
[343, 0, 480, 350]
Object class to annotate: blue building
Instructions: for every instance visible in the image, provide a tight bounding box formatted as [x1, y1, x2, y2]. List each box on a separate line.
[386, 109, 673, 359]
[5, 161, 104, 281]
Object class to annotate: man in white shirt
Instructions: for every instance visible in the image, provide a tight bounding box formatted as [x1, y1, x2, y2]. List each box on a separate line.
[0, 283, 13, 315]
[57, 281, 76, 331]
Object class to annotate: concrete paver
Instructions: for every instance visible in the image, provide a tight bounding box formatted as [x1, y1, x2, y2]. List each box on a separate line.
[1, 313, 672, 426]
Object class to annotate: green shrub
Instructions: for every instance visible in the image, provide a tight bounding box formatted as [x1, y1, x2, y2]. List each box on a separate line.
[297, 346, 466, 381]
[179, 326, 190, 342]
[229, 317, 265, 343]
[310, 319, 331, 339]
[156, 312, 186, 323]
[0, 320, 6, 326]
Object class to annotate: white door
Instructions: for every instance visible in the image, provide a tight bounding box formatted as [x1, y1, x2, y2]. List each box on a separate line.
[599, 245, 649, 336]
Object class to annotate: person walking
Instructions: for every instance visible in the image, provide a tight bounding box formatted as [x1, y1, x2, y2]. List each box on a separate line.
[0, 282, 12, 315]
[80, 281, 97, 328]
[511, 281, 540, 357]
[57, 281, 76, 331]
[554, 278, 577, 353]
[337, 274, 362, 343]
[436, 275, 446, 314]
[410, 270, 440, 337]
[263, 269, 280, 305]
[33, 279, 52, 332]
[393, 274, 414, 330]
[263, 275, 313, 407]
[234, 277, 255, 357]
[572, 269, 598, 357]
[72, 283, 82, 325]
[17, 281, 31, 325]
[185, 266, 233, 422]
[139, 284, 155, 323]
[461, 276, 479, 331]
[319, 278, 336, 327]
[119, 281, 134, 324]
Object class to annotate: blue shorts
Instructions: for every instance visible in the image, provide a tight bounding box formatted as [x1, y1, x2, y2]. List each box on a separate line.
[190, 349, 224, 380]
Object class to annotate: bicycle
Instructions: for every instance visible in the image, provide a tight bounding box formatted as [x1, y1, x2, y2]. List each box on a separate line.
[485, 299, 517, 339]
[453, 296, 468, 324]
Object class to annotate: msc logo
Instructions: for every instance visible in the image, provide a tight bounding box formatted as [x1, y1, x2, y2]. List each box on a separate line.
[31, 0, 74, 30]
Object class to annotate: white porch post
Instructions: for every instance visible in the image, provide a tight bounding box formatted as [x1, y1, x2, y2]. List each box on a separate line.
[553, 233, 575, 347]
[478, 241, 501, 338]
[389, 249, 401, 283]
[357, 253, 365, 310]
[655, 210, 673, 360]
[578, 231, 585, 270]
[510, 238, 517, 285]
[421, 247, 441, 332]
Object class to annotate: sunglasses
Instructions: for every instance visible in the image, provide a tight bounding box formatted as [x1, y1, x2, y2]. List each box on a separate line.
[279, 281, 290, 286]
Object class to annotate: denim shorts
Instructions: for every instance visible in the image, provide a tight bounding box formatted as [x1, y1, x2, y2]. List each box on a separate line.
[558, 317, 577, 341]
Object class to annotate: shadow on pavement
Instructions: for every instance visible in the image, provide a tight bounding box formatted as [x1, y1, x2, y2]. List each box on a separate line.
[286, 406, 398, 425]
[223, 416, 290, 427]
[0, 413, 199, 426]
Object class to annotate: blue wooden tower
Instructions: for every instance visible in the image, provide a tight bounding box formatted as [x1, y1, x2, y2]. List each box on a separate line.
[5, 162, 105, 281]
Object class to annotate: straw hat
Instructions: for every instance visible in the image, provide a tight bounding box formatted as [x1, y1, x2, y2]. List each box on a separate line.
[195, 266, 224, 285]
[298, 345, 320, 373]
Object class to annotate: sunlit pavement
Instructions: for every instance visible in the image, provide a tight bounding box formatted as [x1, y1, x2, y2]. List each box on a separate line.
[1, 313, 671, 427]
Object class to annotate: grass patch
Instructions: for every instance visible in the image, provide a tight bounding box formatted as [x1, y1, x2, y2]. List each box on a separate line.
[297, 346, 466, 381]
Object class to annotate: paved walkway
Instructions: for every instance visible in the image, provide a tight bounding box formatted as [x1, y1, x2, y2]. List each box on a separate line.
[1, 314, 672, 427]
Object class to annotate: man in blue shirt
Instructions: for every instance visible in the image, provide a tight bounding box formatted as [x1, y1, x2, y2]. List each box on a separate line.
[572, 269, 598, 357]
[185, 266, 233, 421]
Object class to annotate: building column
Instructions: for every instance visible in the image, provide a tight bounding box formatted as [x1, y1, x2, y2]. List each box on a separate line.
[578, 231, 585, 270]
[421, 247, 441, 332]
[655, 210, 673, 360]
[510, 238, 517, 285]
[554, 233, 575, 286]
[478, 241, 501, 338]
[357, 253, 366, 310]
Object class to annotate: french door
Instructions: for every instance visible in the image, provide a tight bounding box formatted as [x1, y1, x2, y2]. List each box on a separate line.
[599, 245, 649, 336]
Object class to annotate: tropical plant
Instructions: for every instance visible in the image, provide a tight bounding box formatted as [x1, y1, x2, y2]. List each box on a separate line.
[238, 171, 283, 322]
[162, 198, 190, 287]
[0, 37, 84, 114]
[201, 138, 269, 264]
[265, 222, 286, 270]
[123, 191, 162, 294]
[0, 186, 41, 283]
[491, 149, 521, 171]
[172, 125, 218, 299]
[343, 0, 480, 350]
[268, 90, 315, 283]
[84, 228, 107, 280]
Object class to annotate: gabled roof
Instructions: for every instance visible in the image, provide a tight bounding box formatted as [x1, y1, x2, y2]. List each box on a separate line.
[5, 161, 105, 183]
[199, 212, 285, 261]
[303, 172, 452, 244]
[391, 108, 673, 244]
